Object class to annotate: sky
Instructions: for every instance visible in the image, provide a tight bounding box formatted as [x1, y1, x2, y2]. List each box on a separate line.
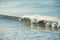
[0, 0, 60, 17]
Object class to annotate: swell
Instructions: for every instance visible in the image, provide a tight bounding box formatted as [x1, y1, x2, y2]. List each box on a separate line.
[0, 14, 20, 21]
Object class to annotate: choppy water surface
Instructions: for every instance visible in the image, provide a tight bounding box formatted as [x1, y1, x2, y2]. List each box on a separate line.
[0, 18, 60, 40]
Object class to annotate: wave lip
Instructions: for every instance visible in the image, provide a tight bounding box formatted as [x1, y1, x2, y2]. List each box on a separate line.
[21, 15, 60, 22]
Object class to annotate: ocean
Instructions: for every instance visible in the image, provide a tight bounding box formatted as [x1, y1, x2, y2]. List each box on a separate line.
[0, 0, 60, 40]
[0, 16, 60, 40]
[0, 0, 60, 18]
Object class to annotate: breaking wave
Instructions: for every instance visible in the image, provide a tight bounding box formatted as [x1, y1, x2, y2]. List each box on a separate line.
[21, 15, 60, 22]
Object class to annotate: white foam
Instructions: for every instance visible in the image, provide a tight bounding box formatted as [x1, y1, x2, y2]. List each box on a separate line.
[21, 15, 60, 22]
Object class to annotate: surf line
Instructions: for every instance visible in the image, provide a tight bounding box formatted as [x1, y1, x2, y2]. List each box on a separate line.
[19, 15, 60, 28]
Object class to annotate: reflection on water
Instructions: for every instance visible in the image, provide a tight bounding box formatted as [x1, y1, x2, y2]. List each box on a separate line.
[0, 18, 60, 40]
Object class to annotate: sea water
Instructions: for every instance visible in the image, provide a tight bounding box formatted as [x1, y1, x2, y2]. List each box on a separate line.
[0, 17, 60, 40]
[0, 0, 60, 18]
[0, 0, 60, 40]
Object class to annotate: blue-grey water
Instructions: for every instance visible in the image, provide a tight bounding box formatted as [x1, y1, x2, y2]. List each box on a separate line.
[0, 0, 60, 18]
[0, 0, 60, 40]
[0, 17, 60, 40]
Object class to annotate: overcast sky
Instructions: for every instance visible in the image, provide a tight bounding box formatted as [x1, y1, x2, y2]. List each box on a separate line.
[0, 0, 60, 17]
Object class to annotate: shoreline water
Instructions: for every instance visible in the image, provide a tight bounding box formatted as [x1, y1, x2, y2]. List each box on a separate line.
[0, 14, 60, 40]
